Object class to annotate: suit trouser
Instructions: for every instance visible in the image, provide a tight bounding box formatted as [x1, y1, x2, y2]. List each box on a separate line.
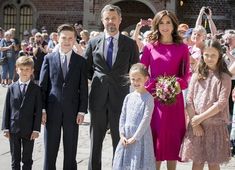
[88, 109, 120, 170]
[43, 111, 79, 170]
[9, 132, 34, 170]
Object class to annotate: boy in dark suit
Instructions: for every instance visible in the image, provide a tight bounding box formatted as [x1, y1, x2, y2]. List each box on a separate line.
[39, 24, 88, 170]
[2, 56, 42, 170]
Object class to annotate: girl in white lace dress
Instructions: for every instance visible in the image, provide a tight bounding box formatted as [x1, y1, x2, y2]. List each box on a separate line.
[113, 63, 156, 170]
[180, 39, 232, 170]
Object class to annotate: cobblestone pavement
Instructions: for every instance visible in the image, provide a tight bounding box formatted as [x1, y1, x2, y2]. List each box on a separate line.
[0, 86, 235, 170]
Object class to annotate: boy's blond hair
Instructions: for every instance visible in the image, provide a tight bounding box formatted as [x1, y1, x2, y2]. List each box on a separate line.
[16, 56, 34, 68]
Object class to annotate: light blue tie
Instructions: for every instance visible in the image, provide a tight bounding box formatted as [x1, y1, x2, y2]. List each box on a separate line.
[106, 37, 113, 69]
[62, 55, 67, 78]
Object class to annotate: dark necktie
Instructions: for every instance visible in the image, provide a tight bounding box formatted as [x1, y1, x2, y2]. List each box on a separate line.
[21, 84, 27, 96]
[106, 37, 113, 69]
[62, 55, 67, 78]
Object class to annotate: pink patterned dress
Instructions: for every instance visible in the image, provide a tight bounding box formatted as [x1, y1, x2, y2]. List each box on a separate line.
[180, 72, 231, 164]
[141, 42, 190, 161]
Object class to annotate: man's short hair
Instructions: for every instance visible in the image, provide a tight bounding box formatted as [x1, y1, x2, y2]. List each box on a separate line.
[16, 56, 34, 68]
[101, 4, 122, 18]
[57, 24, 77, 37]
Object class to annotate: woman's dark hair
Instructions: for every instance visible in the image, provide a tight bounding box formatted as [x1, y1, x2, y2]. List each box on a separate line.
[197, 39, 232, 79]
[149, 10, 182, 44]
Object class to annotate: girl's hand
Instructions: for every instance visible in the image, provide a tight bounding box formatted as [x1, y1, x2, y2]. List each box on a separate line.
[191, 115, 203, 127]
[192, 125, 204, 137]
[127, 137, 136, 145]
[120, 136, 128, 147]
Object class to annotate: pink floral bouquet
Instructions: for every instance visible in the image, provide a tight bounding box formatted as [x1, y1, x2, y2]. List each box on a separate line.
[153, 76, 180, 104]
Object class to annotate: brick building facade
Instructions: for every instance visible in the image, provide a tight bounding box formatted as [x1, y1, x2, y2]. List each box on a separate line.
[0, 0, 234, 40]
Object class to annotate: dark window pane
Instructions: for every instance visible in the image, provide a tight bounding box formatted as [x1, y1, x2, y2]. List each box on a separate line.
[3, 4, 17, 30]
[20, 5, 33, 40]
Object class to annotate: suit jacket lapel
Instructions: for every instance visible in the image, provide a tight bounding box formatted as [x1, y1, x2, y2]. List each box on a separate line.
[96, 34, 105, 59]
[55, 51, 64, 81]
[20, 81, 33, 108]
[113, 34, 125, 69]
[94, 34, 111, 70]
[16, 81, 23, 101]
[65, 51, 76, 81]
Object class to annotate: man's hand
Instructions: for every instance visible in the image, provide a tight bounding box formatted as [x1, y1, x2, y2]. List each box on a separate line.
[41, 112, 47, 125]
[30, 132, 39, 140]
[76, 114, 84, 125]
[3, 131, 10, 139]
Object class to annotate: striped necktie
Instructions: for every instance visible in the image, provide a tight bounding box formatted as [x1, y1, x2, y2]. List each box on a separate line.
[62, 55, 67, 78]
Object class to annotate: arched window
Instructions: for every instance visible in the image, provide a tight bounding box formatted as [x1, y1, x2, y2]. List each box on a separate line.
[3, 4, 17, 30]
[2, 3, 33, 40]
[20, 5, 33, 39]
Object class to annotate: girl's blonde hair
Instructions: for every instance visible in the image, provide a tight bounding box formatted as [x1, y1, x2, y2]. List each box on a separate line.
[129, 63, 149, 77]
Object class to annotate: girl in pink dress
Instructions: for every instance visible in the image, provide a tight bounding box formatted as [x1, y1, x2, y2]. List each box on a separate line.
[141, 10, 190, 170]
[180, 39, 232, 170]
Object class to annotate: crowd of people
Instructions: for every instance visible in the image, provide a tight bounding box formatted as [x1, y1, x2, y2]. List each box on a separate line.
[1, 4, 235, 170]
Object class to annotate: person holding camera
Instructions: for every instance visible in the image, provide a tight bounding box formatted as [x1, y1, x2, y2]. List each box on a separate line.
[0, 30, 18, 86]
[32, 32, 48, 84]
[223, 31, 235, 63]
[195, 6, 217, 37]
[132, 18, 152, 53]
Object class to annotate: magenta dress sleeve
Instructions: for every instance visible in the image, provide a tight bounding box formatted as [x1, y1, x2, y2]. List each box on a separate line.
[141, 45, 155, 92]
[176, 45, 190, 90]
[140, 45, 150, 68]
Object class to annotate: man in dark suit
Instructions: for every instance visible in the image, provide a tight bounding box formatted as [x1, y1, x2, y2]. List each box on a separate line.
[2, 56, 42, 170]
[84, 4, 139, 170]
[39, 24, 88, 170]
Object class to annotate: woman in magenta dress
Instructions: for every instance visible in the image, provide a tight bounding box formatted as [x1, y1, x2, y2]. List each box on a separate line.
[141, 10, 190, 170]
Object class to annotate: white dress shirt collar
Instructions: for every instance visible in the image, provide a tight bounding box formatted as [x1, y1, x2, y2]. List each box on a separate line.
[19, 79, 30, 86]
[59, 49, 72, 67]
[59, 49, 72, 58]
[104, 31, 120, 40]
